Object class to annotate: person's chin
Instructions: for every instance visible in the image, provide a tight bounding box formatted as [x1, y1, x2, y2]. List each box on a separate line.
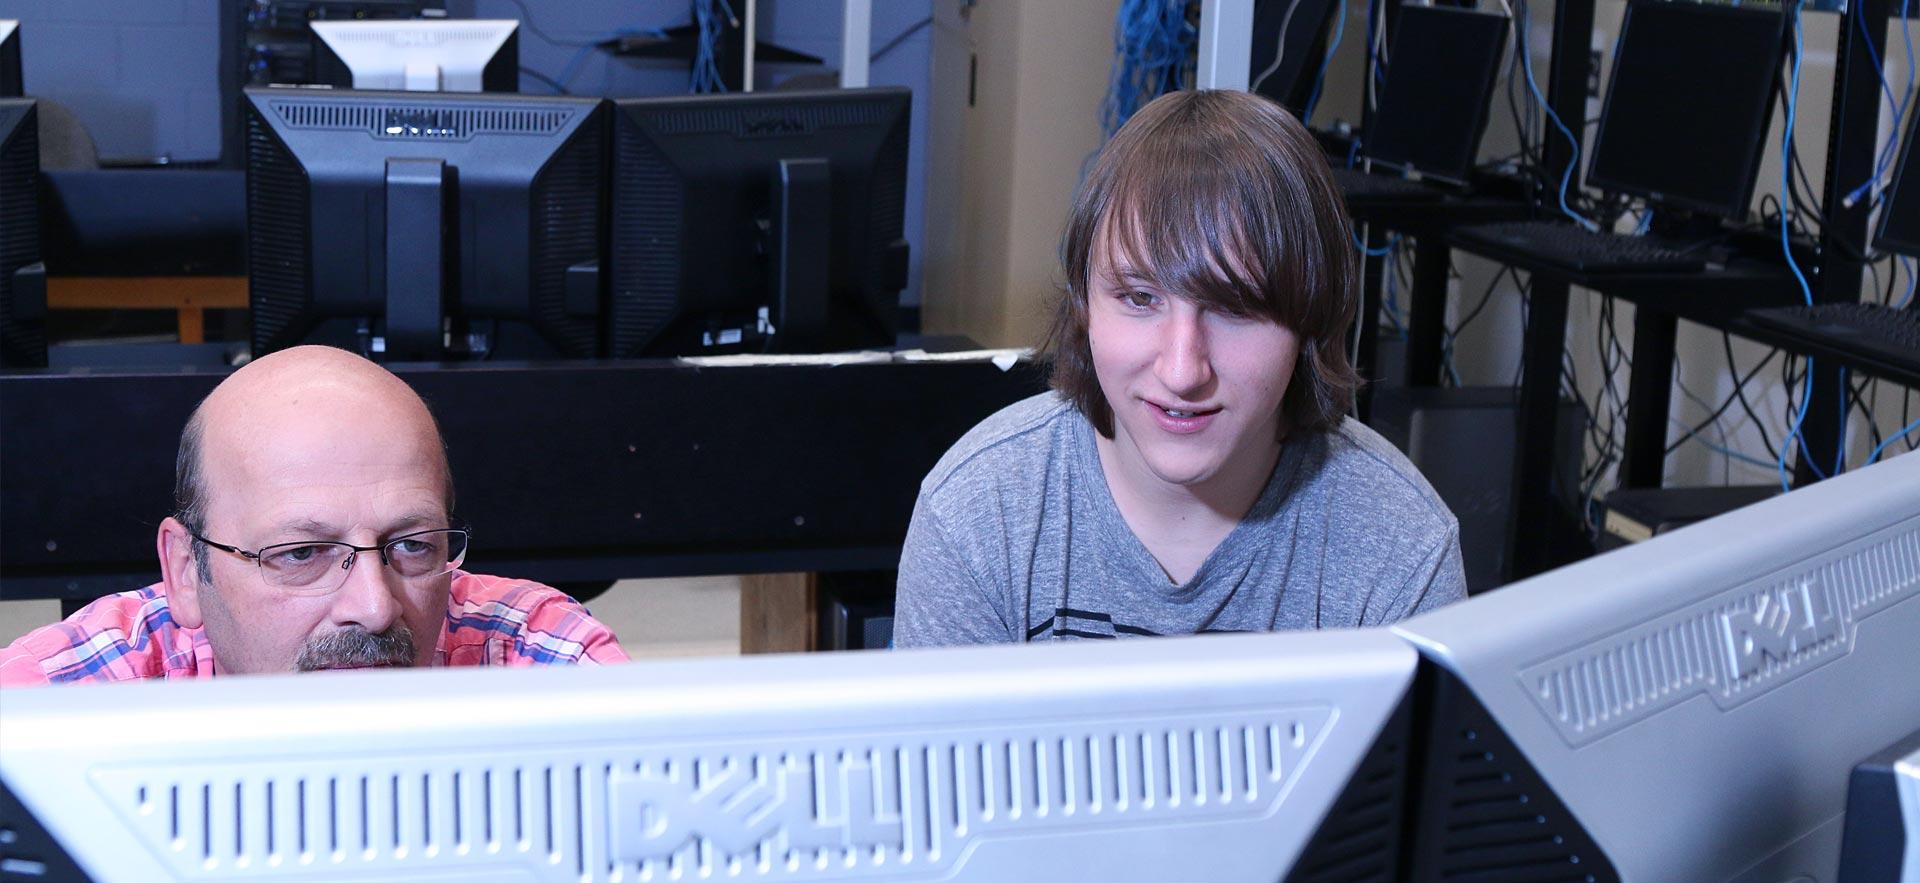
[1139, 450, 1225, 488]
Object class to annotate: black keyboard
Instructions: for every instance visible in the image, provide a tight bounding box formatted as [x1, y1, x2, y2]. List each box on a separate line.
[1332, 167, 1445, 203]
[1746, 302, 1920, 376]
[1451, 221, 1707, 273]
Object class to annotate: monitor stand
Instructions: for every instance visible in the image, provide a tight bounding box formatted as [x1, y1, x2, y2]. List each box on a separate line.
[1646, 206, 1728, 243]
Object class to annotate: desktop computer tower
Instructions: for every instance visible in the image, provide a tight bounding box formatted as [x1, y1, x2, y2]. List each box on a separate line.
[1367, 386, 1587, 593]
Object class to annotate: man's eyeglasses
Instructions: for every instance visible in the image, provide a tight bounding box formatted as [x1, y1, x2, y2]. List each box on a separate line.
[189, 528, 470, 595]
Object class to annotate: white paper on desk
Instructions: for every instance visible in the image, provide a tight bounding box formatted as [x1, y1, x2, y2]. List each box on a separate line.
[674, 351, 895, 368]
[893, 348, 1032, 372]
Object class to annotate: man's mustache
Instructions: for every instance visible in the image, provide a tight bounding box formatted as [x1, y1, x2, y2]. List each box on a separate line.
[296, 626, 418, 671]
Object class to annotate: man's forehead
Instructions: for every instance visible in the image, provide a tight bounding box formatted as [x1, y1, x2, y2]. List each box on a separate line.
[196, 411, 449, 521]
[202, 470, 451, 539]
[256, 510, 448, 540]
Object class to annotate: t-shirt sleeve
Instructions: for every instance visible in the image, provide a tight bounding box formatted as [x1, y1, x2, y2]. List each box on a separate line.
[1363, 522, 1468, 627]
[892, 497, 1018, 648]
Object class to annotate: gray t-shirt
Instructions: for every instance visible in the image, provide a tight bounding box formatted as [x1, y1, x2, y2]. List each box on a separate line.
[893, 393, 1466, 647]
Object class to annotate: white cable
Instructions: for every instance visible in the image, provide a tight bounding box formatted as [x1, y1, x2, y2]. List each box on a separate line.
[1250, 0, 1308, 93]
[1366, 1, 1388, 111]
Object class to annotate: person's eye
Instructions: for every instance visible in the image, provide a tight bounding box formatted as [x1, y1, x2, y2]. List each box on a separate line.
[267, 544, 327, 566]
[1117, 290, 1159, 310]
[392, 539, 433, 557]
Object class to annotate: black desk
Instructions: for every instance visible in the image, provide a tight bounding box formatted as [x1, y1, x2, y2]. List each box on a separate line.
[1726, 313, 1920, 390]
[40, 170, 245, 276]
[0, 357, 1049, 605]
[1440, 231, 1805, 578]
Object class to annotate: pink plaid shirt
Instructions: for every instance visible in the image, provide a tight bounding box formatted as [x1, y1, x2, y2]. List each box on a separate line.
[0, 571, 629, 686]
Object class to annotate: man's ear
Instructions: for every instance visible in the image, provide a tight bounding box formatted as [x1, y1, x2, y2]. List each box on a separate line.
[158, 516, 205, 628]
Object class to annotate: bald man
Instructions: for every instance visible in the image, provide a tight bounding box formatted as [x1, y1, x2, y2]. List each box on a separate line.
[0, 346, 628, 685]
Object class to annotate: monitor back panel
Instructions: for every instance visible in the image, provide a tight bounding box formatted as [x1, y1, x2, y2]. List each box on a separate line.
[0, 98, 41, 367]
[1, 630, 1415, 882]
[243, 88, 605, 357]
[607, 88, 910, 358]
[1395, 452, 1920, 880]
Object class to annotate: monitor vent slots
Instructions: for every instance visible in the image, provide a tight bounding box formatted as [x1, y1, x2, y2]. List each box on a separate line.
[525, 115, 604, 356]
[86, 708, 1335, 880]
[1408, 677, 1620, 882]
[607, 121, 684, 355]
[244, 112, 312, 355]
[270, 100, 573, 138]
[98, 764, 589, 878]
[324, 27, 506, 45]
[0, 102, 40, 366]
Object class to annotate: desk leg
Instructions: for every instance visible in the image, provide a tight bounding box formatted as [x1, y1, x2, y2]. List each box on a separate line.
[1622, 308, 1676, 488]
[1406, 237, 1449, 388]
[740, 572, 818, 653]
[1507, 278, 1569, 581]
[1355, 226, 1386, 421]
[178, 307, 205, 345]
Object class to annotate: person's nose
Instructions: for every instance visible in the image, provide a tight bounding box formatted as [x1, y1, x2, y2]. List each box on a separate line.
[326, 548, 404, 635]
[1155, 307, 1215, 400]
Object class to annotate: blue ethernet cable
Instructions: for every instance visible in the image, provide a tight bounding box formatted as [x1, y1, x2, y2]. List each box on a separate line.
[1776, 1, 1830, 491]
[1867, 415, 1920, 464]
[1515, 0, 1596, 231]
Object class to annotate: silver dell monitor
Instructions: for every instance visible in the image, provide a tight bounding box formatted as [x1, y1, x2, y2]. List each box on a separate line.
[1393, 450, 1920, 881]
[0, 629, 1417, 881]
[310, 19, 518, 93]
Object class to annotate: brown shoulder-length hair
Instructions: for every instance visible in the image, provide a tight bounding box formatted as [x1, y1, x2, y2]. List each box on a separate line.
[1040, 89, 1361, 438]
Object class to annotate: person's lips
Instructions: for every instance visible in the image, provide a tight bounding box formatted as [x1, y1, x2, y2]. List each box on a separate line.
[1144, 398, 1222, 435]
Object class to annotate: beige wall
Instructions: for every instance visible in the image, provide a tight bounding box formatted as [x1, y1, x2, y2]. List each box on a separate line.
[922, 0, 1121, 348]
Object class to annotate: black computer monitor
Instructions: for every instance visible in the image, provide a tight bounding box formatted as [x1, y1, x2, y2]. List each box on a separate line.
[1248, 0, 1343, 115]
[243, 87, 606, 360]
[0, 20, 20, 98]
[1585, 0, 1785, 219]
[1363, 6, 1510, 185]
[0, 98, 44, 368]
[1875, 98, 1920, 257]
[606, 88, 911, 357]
